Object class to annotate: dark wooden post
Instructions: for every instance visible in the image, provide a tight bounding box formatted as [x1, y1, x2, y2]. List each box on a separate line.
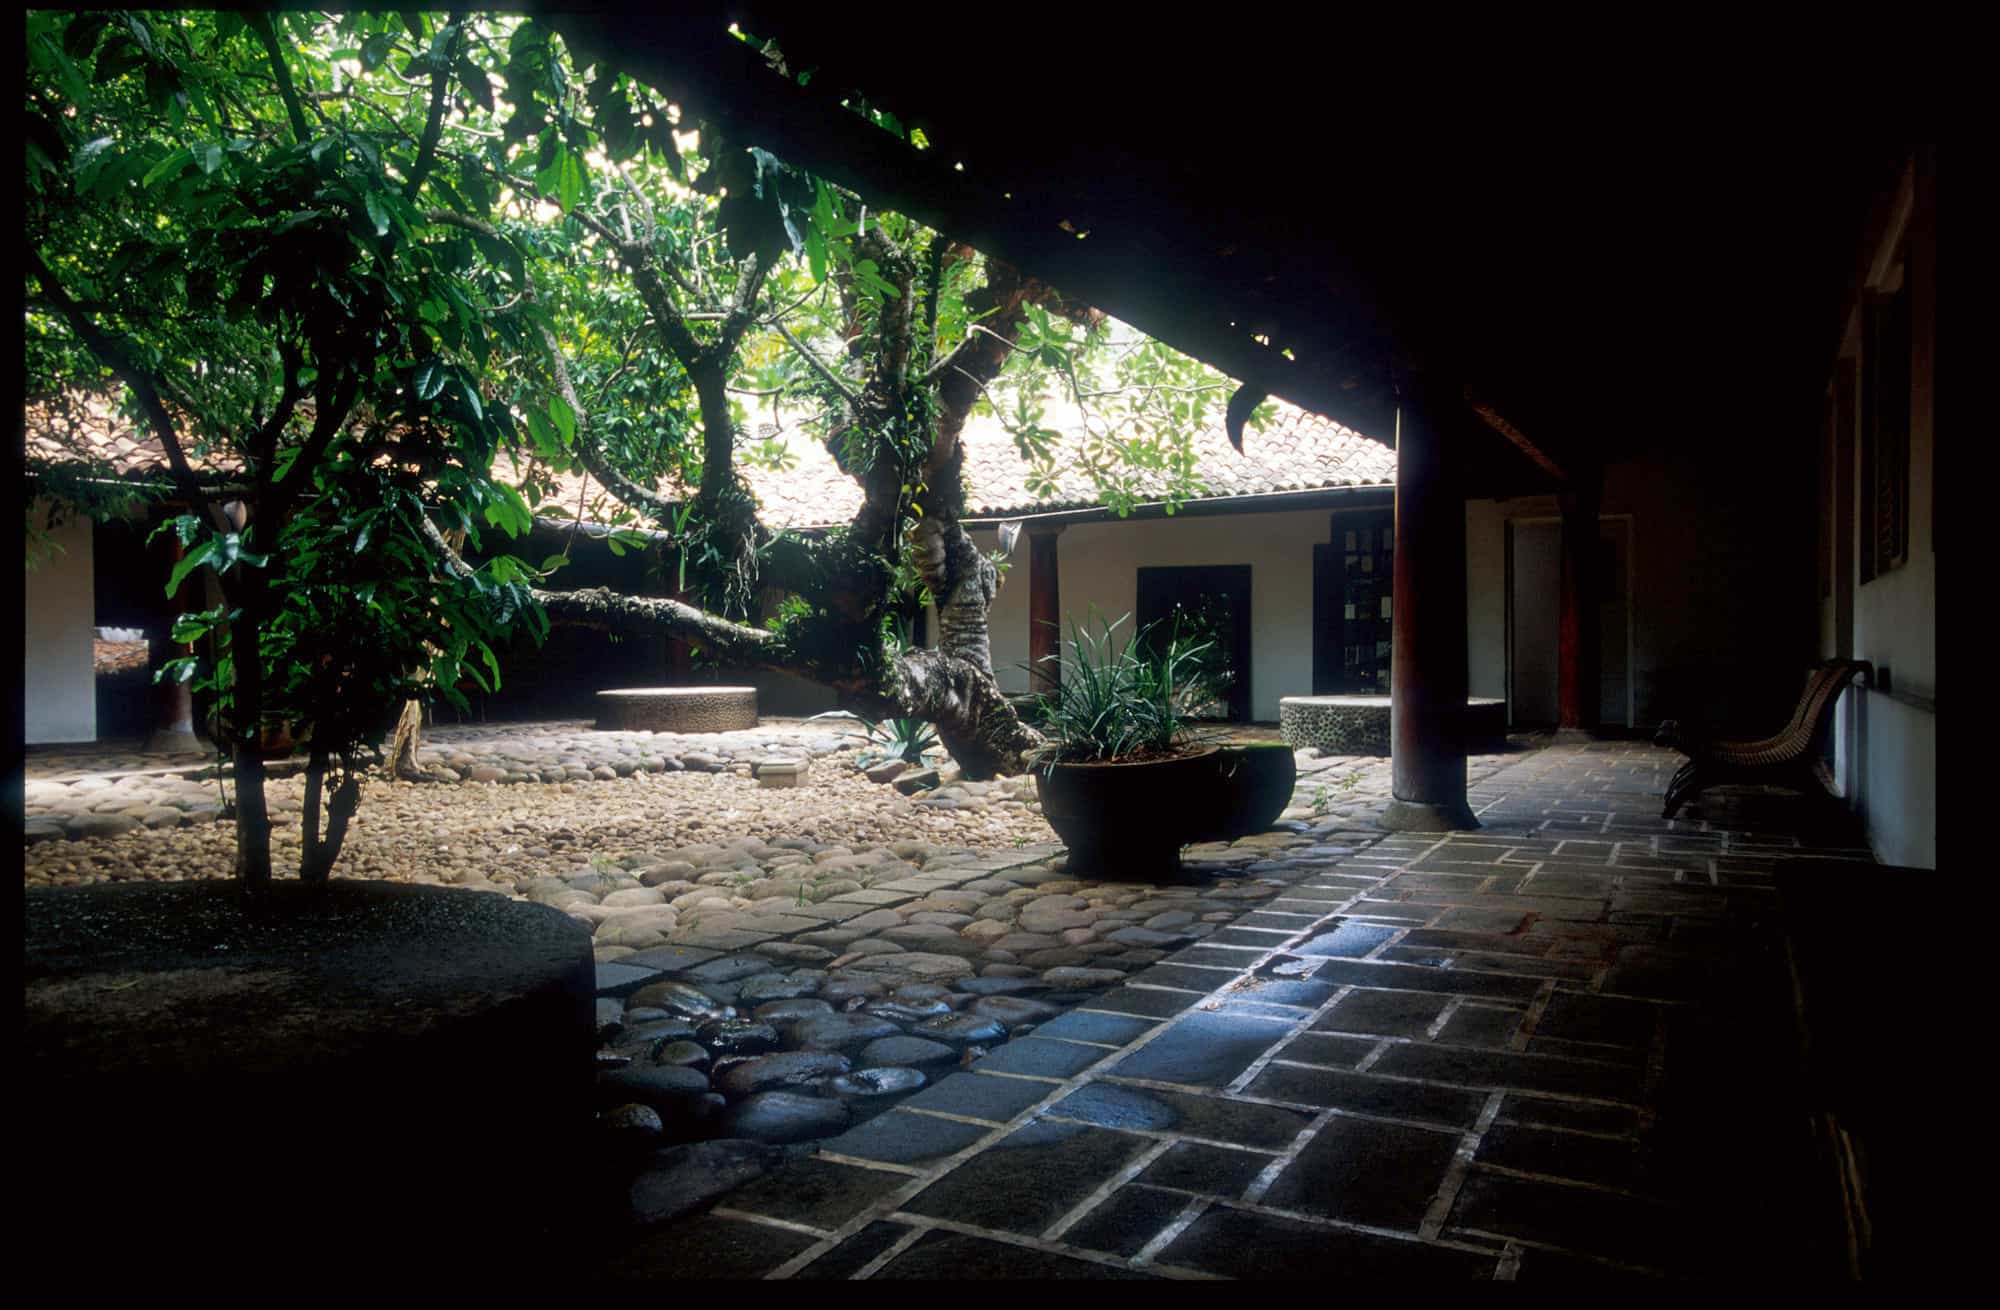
[144, 531, 204, 756]
[1384, 373, 1478, 831]
[1555, 472, 1603, 741]
[1028, 525, 1062, 694]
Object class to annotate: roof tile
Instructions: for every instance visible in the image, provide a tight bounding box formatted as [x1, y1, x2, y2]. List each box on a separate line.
[29, 394, 1393, 531]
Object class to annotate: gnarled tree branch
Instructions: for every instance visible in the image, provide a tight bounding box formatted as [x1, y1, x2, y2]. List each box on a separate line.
[419, 514, 772, 660]
[886, 649, 1042, 779]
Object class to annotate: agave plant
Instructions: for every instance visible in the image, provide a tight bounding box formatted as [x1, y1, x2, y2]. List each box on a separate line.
[811, 708, 939, 767]
[861, 715, 940, 766]
[1026, 608, 1226, 768]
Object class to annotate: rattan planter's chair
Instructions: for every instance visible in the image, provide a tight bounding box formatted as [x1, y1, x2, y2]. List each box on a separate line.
[1655, 659, 1871, 818]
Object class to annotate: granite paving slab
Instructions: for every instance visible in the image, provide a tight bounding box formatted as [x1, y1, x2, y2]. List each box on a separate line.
[590, 741, 1864, 1280]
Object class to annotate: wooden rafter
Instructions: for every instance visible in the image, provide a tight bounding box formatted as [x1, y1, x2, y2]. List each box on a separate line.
[1464, 389, 1569, 483]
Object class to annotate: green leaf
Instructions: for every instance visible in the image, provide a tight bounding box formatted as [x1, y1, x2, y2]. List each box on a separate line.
[196, 142, 223, 175]
[557, 147, 584, 210]
[474, 639, 502, 689]
[155, 656, 200, 687]
[142, 146, 192, 187]
[166, 539, 214, 597]
[70, 135, 116, 179]
[548, 393, 576, 444]
[415, 359, 448, 401]
[359, 34, 394, 72]
[853, 260, 898, 301]
[455, 57, 493, 113]
[806, 225, 827, 284]
[533, 141, 584, 210]
[38, 33, 92, 113]
[170, 612, 216, 644]
[363, 190, 391, 237]
[523, 407, 556, 453]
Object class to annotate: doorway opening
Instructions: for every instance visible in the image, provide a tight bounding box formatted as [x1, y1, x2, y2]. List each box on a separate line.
[1136, 564, 1252, 722]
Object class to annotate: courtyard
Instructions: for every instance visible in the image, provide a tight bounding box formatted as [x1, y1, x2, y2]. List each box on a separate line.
[21, 725, 1867, 1279]
[20, 11, 1928, 1284]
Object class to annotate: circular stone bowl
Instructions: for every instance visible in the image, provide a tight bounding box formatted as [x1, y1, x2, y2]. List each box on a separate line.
[594, 685, 759, 733]
[1034, 746, 1221, 878]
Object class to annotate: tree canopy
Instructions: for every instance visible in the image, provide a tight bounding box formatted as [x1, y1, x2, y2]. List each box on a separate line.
[23, 9, 1269, 886]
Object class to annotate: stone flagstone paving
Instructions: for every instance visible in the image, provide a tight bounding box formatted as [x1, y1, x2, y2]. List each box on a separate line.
[600, 740, 1868, 1281]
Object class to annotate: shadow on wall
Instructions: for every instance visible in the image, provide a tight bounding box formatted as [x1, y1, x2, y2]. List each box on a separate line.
[1642, 664, 1824, 739]
[445, 627, 839, 724]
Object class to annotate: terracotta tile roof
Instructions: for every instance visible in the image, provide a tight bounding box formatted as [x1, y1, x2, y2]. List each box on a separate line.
[528, 397, 1394, 532]
[955, 397, 1395, 520]
[25, 394, 248, 481]
[29, 392, 1394, 532]
[94, 638, 149, 676]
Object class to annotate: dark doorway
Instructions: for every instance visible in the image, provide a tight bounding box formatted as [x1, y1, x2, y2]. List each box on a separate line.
[1313, 509, 1395, 694]
[1136, 564, 1251, 722]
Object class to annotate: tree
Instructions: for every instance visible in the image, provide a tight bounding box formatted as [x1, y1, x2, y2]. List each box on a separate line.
[448, 17, 1262, 776]
[25, 10, 551, 886]
[24, 11, 1266, 884]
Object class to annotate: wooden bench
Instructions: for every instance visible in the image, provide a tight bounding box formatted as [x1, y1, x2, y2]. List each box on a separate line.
[1655, 659, 1870, 818]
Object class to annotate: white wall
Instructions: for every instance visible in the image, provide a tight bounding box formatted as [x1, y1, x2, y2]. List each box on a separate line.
[1466, 500, 1509, 701]
[1842, 153, 1935, 869]
[975, 507, 1338, 721]
[976, 527, 1032, 692]
[24, 501, 96, 744]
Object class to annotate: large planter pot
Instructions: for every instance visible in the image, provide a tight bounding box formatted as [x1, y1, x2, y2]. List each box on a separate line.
[1189, 742, 1299, 843]
[1035, 746, 1220, 877]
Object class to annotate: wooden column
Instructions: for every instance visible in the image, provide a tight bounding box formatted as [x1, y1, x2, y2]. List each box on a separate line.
[1384, 374, 1478, 832]
[1028, 525, 1062, 694]
[1555, 473, 1603, 741]
[144, 532, 204, 756]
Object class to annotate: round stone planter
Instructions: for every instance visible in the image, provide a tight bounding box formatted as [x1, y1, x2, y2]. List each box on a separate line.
[23, 880, 597, 1275]
[594, 685, 758, 733]
[1035, 746, 1220, 877]
[1279, 695, 1508, 756]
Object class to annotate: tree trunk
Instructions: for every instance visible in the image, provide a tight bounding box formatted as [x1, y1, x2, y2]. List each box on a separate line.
[887, 648, 1041, 779]
[386, 698, 426, 780]
[300, 747, 361, 885]
[228, 587, 274, 889]
[915, 516, 999, 672]
[301, 746, 326, 882]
